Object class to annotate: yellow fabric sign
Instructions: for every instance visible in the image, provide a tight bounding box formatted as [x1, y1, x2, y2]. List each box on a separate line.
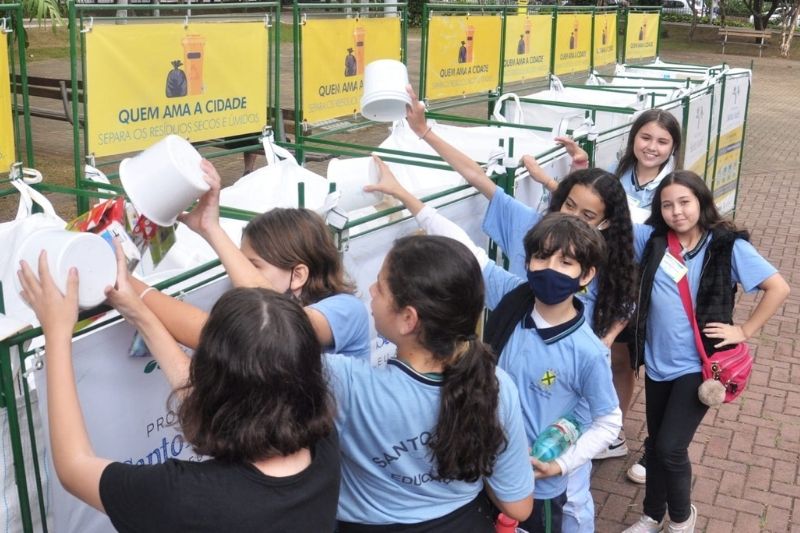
[85, 22, 268, 157]
[592, 12, 617, 68]
[301, 18, 401, 124]
[625, 12, 659, 61]
[0, 35, 15, 170]
[425, 15, 502, 100]
[504, 15, 552, 84]
[553, 13, 592, 76]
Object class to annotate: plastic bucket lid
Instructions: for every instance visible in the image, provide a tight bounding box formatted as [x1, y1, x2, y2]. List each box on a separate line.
[120, 135, 209, 226]
[15, 228, 117, 308]
[360, 60, 411, 123]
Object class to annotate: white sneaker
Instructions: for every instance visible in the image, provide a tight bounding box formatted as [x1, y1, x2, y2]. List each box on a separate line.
[594, 436, 629, 460]
[622, 514, 663, 533]
[627, 453, 647, 484]
[667, 505, 697, 533]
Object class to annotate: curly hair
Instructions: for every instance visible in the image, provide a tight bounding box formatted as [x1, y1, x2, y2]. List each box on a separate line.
[645, 170, 743, 236]
[173, 288, 335, 463]
[385, 235, 506, 483]
[548, 169, 638, 337]
[243, 208, 355, 306]
[615, 109, 682, 179]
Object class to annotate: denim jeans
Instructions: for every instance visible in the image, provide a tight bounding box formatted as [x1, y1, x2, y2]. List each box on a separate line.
[643, 372, 708, 523]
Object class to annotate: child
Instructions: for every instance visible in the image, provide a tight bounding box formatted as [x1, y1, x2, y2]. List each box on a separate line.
[127, 160, 369, 359]
[18, 254, 340, 532]
[402, 86, 632, 531]
[623, 171, 789, 533]
[329, 235, 534, 530]
[366, 159, 620, 533]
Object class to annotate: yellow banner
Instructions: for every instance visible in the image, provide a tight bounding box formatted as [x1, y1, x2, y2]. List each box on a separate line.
[625, 12, 659, 61]
[592, 12, 617, 68]
[553, 13, 592, 76]
[712, 126, 743, 214]
[425, 15, 502, 100]
[0, 35, 15, 170]
[503, 15, 552, 84]
[85, 22, 268, 157]
[301, 18, 401, 124]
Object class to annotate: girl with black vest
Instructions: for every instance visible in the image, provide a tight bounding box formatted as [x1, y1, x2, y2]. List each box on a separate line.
[623, 171, 789, 533]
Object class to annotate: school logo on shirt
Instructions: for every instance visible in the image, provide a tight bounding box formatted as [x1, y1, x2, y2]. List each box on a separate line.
[540, 369, 557, 389]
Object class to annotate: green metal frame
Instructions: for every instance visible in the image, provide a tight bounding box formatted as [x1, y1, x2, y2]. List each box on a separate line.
[291, 1, 408, 164]
[67, 1, 281, 213]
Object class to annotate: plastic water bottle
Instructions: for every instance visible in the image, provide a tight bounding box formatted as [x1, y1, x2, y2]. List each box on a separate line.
[495, 513, 529, 533]
[531, 415, 582, 462]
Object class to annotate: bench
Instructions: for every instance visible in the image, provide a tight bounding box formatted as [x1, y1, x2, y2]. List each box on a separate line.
[11, 75, 84, 125]
[719, 27, 772, 57]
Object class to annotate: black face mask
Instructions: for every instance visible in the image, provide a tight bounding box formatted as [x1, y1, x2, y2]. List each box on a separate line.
[527, 268, 581, 305]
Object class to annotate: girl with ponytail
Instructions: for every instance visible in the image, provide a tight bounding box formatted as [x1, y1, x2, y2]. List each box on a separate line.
[328, 234, 533, 531]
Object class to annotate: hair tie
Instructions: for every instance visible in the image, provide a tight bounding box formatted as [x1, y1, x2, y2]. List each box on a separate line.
[463, 334, 478, 343]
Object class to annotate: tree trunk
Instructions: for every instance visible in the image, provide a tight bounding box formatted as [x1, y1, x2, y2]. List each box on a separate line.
[779, 1, 800, 57]
[689, 3, 698, 39]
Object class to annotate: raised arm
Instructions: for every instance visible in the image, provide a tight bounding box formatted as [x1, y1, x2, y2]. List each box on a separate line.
[405, 86, 498, 200]
[105, 244, 192, 390]
[521, 135, 589, 194]
[18, 254, 111, 512]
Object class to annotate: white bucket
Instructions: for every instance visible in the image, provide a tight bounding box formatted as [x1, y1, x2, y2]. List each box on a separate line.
[119, 135, 210, 227]
[360, 60, 412, 123]
[15, 229, 117, 308]
[327, 157, 384, 212]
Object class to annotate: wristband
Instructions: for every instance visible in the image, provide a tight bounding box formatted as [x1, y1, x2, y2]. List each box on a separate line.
[419, 126, 433, 141]
[139, 287, 158, 300]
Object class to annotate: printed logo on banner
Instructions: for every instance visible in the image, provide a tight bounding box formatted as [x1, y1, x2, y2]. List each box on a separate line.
[553, 13, 592, 76]
[0, 34, 15, 169]
[425, 15, 502, 100]
[593, 12, 617, 68]
[85, 22, 269, 157]
[503, 15, 552, 84]
[625, 12, 659, 61]
[301, 17, 401, 124]
[683, 94, 712, 178]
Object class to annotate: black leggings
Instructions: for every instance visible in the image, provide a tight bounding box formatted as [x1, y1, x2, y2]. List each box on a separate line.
[643, 372, 709, 523]
[518, 490, 567, 533]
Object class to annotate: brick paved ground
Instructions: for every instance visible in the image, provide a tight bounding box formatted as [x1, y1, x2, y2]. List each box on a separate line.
[11, 35, 800, 533]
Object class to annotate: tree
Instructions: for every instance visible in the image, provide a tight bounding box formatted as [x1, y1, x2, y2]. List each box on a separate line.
[779, 0, 800, 56]
[22, 0, 62, 24]
[745, 0, 782, 30]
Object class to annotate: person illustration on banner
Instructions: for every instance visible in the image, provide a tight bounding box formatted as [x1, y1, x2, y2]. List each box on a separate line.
[344, 48, 357, 77]
[569, 31, 575, 50]
[517, 34, 526, 55]
[458, 41, 467, 63]
[165, 59, 187, 98]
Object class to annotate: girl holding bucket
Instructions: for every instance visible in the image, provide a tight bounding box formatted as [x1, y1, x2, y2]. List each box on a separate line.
[128, 159, 370, 359]
[623, 171, 788, 533]
[403, 86, 631, 532]
[17, 254, 341, 531]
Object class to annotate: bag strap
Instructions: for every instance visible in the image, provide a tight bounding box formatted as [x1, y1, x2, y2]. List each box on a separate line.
[666, 231, 711, 366]
[10, 179, 57, 219]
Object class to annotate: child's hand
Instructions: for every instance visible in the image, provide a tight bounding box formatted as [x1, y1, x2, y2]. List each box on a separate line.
[521, 155, 552, 186]
[18, 252, 78, 337]
[178, 159, 222, 237]
[703, 322, 748, 348]
[364, 155, 409, 199]
[404, 85, 429, 139]
[105, 241, 148, 323]
[530, 457, 563, 479]
[554, 136, 589, 169]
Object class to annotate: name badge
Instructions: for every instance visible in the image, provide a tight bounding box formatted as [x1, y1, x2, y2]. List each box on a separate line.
[659, 252, 688, 283]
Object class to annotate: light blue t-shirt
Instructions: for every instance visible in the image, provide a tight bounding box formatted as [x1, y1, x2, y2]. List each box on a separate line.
[309, 293, 370, 359]
[633, 225, 777, 381]
[482, 188, 599, 329]
[325, 353, 534, 525]
[483, 263, 618, 499]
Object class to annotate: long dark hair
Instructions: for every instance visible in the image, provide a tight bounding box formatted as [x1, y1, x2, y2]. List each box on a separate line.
[174, 288, 335, 462]
[548, 169, 637, 337]
[243, 208, 355, 306]
[385, 235, 505, 482]
[645, 170, 743, 236]
[615, 109, 682, 179]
